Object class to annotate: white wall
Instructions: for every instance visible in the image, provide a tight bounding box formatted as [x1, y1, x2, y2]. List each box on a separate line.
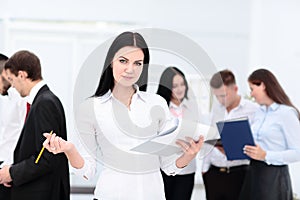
[248, 0, 300, 195]
[249, 0, 300, 107]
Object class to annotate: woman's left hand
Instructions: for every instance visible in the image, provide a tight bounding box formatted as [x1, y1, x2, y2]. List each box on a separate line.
[175, 135, 204, 168]
[176, 135, 204, 156]
[243, 144, 266, 161]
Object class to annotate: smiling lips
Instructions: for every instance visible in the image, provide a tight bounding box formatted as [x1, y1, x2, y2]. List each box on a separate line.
[122, 76, 134, 80]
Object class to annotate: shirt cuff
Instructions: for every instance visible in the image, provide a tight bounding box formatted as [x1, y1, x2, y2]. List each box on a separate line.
[71, 162, 90, 180]
[265, 151, 283, 165]
[164, 160, 184, 176]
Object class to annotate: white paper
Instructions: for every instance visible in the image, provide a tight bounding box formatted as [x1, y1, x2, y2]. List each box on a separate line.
[130, 120, 218, 156]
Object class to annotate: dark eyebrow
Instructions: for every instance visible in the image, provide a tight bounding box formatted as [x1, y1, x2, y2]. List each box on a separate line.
[119, 56, 129, 60]
[135, 60, 143, 62]
[119, 56, 143, 62]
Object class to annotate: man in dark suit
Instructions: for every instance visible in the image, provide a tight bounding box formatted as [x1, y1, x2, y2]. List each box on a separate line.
[0, 50, 70, 200]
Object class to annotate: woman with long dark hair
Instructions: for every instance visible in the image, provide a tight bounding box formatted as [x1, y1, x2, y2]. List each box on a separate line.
[241, 68, 300, 200]
[157, 66, 197, 200]
[43, 32, 204, 200]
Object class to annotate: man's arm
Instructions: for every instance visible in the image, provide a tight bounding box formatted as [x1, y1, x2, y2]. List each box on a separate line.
[10, 96, 67, 186]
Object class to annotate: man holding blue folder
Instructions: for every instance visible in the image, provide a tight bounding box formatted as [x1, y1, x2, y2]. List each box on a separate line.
[202, 70, 258, 200]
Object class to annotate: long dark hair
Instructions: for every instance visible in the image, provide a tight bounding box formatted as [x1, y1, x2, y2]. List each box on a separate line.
[248, 68, 300, 119]
[94, 32, 150, 97]
[156, 66, 188, 106]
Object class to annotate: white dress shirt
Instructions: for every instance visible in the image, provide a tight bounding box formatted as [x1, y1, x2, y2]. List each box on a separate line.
[73, 86, 184, 200]
[27, 80, 46, 104]
[169, 99, 200, 175]
[0, 88, 26, 167]
[202, 97, 258, 172]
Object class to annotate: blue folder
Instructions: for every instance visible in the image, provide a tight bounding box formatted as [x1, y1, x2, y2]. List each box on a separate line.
[216, 117, 255, 160]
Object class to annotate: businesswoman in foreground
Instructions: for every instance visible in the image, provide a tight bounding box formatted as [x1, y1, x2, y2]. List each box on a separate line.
[43, 31, 204, 200]
[241, 69, 300, 200]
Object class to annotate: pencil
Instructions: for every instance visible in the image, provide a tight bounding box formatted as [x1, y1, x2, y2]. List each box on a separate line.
[35, 130, 53, 164]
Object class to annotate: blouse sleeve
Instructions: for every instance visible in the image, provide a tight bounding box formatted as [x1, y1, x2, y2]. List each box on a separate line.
[71, 152, 97, 180]
[160, 153, 183, 176]
[72, 98, 98, 180]
[156, 96, 183, 175]
[265, 108, 300, 165]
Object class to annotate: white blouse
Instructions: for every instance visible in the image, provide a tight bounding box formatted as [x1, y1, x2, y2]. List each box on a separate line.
[73, 87, 183, 200]
[169, 99, 198, 175]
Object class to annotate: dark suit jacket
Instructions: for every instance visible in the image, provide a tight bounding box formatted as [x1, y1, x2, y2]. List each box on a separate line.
[9, 85, 70, 200]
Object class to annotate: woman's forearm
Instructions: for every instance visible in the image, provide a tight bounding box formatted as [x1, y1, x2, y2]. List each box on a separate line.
[64, 143, 85, 169]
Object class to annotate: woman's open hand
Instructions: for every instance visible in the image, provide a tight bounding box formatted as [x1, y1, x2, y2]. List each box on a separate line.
[43, 133, 73, 154]
[175, 135, 204, 168]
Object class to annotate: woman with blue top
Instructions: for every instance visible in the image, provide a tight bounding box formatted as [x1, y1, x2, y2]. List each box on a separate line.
[241, 68, 300, 200]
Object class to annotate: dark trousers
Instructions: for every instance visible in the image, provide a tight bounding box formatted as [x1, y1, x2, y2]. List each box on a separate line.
[202, 165, 248, 200]
[0, 184, 11, 200]
[161, 170, 195, 200]
[239, 160, 293, 200]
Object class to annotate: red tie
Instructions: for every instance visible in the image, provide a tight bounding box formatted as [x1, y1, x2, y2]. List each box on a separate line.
[25, 102, 31, 121]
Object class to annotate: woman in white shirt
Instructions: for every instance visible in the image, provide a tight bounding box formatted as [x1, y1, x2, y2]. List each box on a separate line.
[43, 31, 204, 200]
[241, 69, 300, 200]
[156, 66, 201, 200]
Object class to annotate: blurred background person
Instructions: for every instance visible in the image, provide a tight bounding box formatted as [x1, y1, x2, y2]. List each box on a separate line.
[157, 66, 202, 200]
[202, 69, 258, 200]
[0, 53, 25, 200]
[241, 69, 300, 200]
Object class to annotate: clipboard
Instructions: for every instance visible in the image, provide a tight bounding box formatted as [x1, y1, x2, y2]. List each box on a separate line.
[216, 117, 255, 160]
[205, 138, 222, 147]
